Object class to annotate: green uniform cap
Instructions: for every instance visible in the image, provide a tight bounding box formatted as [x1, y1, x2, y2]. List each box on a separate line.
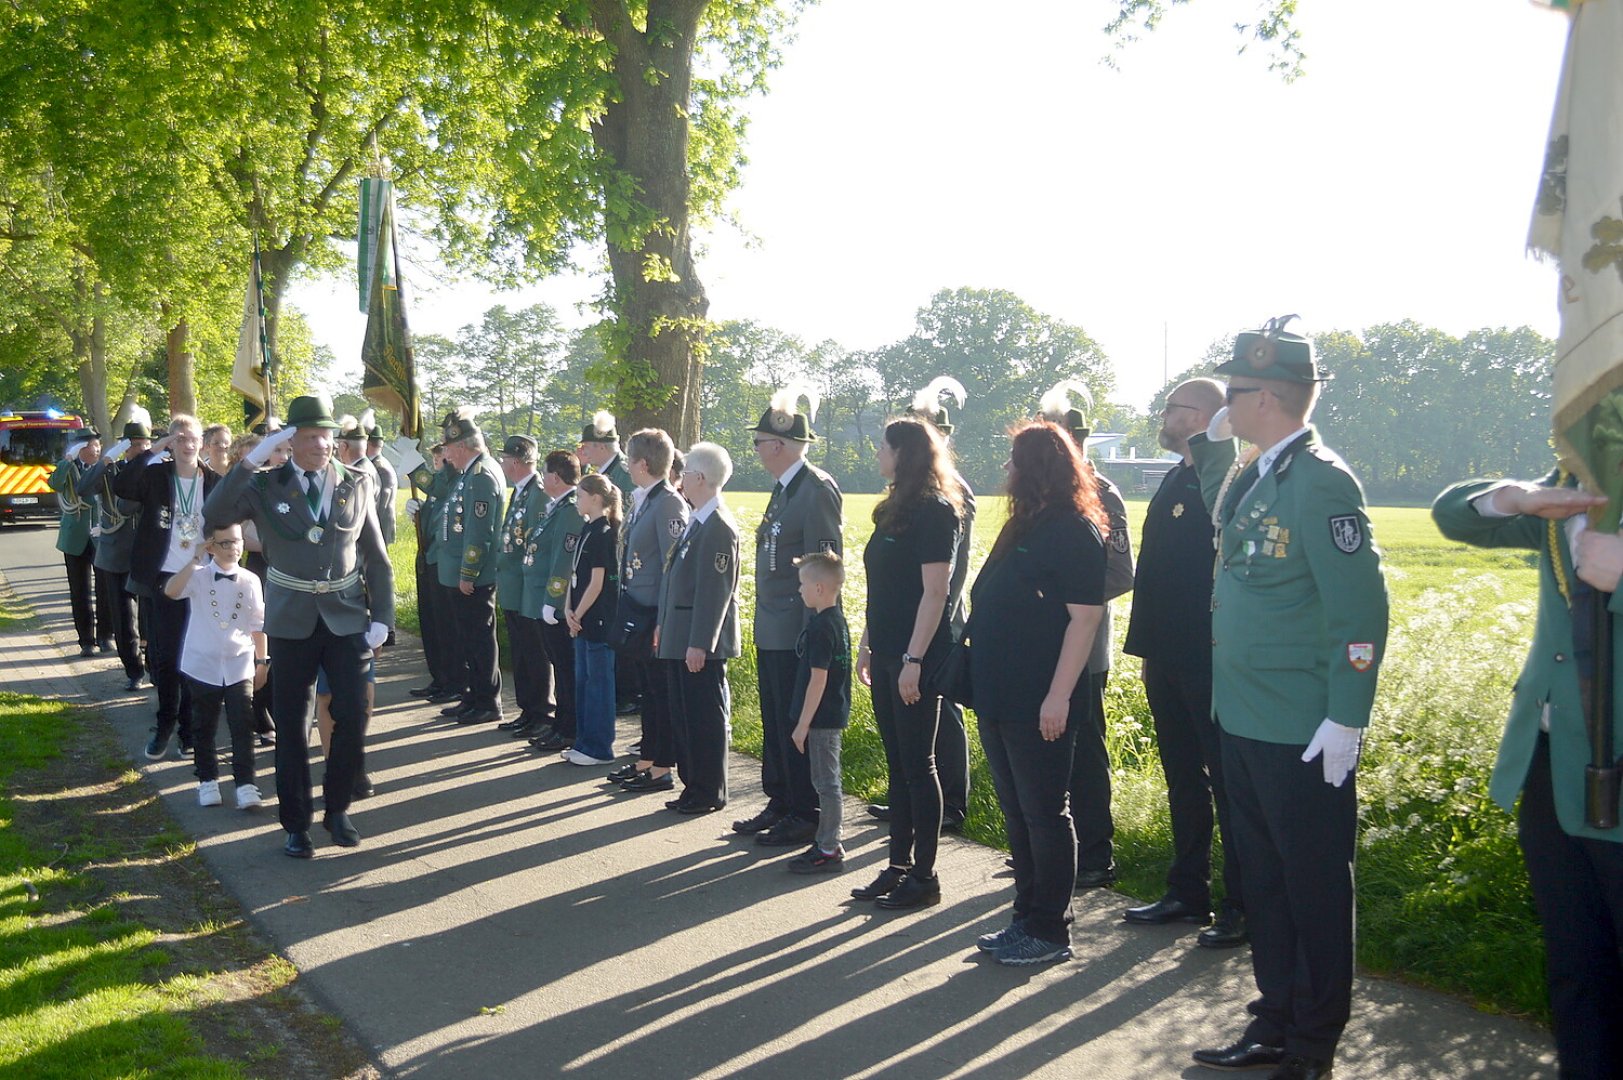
[1215, 314, 1330, 384]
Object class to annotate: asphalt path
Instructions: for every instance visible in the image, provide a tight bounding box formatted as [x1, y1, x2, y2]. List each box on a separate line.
[0, 523, 1557, 1078]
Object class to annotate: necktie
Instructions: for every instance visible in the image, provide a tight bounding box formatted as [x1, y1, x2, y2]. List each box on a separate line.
[215, 571, 236, 582]
[304, 470, 323, 520]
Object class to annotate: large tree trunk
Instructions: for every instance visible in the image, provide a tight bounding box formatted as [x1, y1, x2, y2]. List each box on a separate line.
[164, 311, 197, 418]
[591, 0, 710, 447]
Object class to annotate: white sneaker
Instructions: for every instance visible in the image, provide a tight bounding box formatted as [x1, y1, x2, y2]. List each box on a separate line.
[236, 783, 262, 810]
[562, 747, 614, 766]
[198, 780, 222, 807]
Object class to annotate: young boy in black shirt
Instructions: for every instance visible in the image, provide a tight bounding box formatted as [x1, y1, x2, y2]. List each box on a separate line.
[788, 551, 852, 873]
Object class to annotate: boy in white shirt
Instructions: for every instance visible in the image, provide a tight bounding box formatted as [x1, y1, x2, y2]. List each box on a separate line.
[164, 522, 268, 808]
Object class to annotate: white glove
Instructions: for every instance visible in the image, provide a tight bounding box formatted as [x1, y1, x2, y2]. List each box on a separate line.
[146, 452, 170, 466]
[364, 621, 389, 650]
[1205, 406, 1233, 442]
[1302, 718, 1363, 787]
[542, 605, 559, 626]
[105, 438, 130, 460]
[406, 497, 422, 520]
[90, 525, 102, 538]
[65, 441, 85, 462]
[246, 426, 297, 467]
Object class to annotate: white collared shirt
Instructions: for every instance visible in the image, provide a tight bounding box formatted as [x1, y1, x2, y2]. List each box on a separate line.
[630, 480, 657, 522]
[686, 496, 719, 534]
[1256, 426, 1311, 478]
[178, 559, 265, 686]
[547, 485, 577, 515]
[773, 456, 807, 491]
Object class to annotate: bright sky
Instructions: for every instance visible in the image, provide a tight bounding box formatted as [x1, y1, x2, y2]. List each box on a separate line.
[290, 0, 1572, 413]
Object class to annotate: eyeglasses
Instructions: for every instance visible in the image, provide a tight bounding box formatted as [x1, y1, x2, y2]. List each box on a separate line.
[1225, 387, 1264, 404]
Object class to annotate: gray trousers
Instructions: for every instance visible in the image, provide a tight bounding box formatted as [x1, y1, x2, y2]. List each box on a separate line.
[807, 728, 844, 852]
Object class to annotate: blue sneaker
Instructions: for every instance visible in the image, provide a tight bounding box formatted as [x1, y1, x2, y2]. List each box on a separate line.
[976, 924, 1022, 954]
[995, 928, 1073, 967]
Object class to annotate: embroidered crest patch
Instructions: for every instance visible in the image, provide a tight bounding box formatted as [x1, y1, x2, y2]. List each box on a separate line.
[667, 517, 685, 539]
[714, 552, 731, 574]
[474, 500, 489, 519]
[1329, 515, 1363, 554]
[1348, 643, 1375, 672]
[1109, 528, 1130, 554]
[818, 539, 837, 553]
[564, 532, 579, 552]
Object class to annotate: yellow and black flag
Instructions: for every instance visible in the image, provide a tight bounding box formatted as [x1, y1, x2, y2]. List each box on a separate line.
[232, 240, 275, 430]
[360, 178, 422, 441]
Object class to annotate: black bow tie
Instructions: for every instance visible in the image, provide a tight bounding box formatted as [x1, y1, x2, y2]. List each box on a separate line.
[215, 571, 237, 582]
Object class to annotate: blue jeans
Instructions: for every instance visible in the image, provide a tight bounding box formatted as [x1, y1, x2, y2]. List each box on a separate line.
[573, 638, 617, 760]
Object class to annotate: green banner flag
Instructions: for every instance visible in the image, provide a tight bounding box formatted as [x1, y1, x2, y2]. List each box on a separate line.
[360, 191, 422, 439]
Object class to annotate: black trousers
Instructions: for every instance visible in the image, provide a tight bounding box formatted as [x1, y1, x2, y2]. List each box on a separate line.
[451, 583, 500, 712]
[149, 575, 193, 745]
[432, 579, 468, 697]
[980, 709, 1078, 945]
[271, 620, 368, 833]
[870, 653, 943, 877]
[96, 568, 141, 679]
[757, 647, 818, 821]
[1068, 669, 1114, 872]
[540, 618, 577, 736]
[1145, 656, 1243, 914]
[504, 609, 550, 720]
[64, 547, 97, 647]
[936, 697, 971, 823]
[667, 658, 728, 807]
[1519, 734, 1623, 1079]
[1223, 728, 1356, 1064]
[634, 653, 676, 768]
[187, 676, 256, 785]
[417, 556, 454, 690]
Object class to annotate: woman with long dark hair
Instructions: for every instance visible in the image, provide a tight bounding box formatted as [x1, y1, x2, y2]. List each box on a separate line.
[853, 416, 964, 910]
[970, 421, 1108, 965]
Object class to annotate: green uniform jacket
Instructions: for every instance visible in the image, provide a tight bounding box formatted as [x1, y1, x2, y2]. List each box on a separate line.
[437, 452, 504, 588]
[495, 474, 548, 612]
[49, 458, 94, 556]
[596, 453, 635, 498]
[521, 490, 583, 620]
[1191, 427, 1389, 744]
[421, 463, 455, 566]
[1432, 475, 1623, 842]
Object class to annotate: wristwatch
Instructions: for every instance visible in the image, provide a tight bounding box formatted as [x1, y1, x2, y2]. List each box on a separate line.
[901, 653, 923, 666]
[255, 658, 271, 667]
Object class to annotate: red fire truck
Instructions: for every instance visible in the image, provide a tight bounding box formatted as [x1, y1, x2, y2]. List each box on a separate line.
[0, 409, 88, 523]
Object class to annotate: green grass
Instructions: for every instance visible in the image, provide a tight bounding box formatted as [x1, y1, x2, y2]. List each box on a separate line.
[391, 488, 1550, 1020]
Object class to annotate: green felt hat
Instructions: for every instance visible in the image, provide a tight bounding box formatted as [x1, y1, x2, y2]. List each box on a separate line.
[1215, 314, 1329, 384]
[285, 394, 340, 430]
[501, 434, 538, 458]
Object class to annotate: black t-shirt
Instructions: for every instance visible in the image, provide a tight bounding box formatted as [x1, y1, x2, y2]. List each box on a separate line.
[863, 494, 959, 658]
[570, 516, 620, 642]
[790, 606, 852, 730]
[968, 509, 1106, 721]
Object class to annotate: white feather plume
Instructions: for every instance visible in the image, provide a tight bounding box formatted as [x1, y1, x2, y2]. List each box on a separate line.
[1039, 379, 1093, 422]
[769, 380, 819, 423]
[337, 414, 359, 433]
[127, 405, 152, 429]
[912, 376, 967, 416]
[591, 409, 616, 437]
[359, 408, 376, 432]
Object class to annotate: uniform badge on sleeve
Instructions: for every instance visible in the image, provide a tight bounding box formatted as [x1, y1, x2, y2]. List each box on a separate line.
[564, 533, 579, 553]
[1109, 528, 1130, 554]
[668, 518, 685, 539]
[818, 539, 837, 553]
[474, 501, 489, 518]
[714, 552, 731, 574]
[1329, 515, 1363, 554]
[1347, 643, 1375, 672]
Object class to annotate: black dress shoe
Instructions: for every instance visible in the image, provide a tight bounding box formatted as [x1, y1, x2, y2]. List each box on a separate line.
[664, 797, 690, 812]
[284, 831, 314, 859]
[409, 683, 442, 698]
[732, 808, 783, 835]
[497, 715, 528, 731]
[508, 717, 542, 738]
[1191, 1038, 1287, 1071]
[1268, 1054, 1332, 1079]
[440, 700, 475, 717]
[427, 689, 463, 705]
[851, 866, 910, 900]
[79, 644, 96, 657]
[941, 813, 966, 834]
[607, 762, 642, 783]
[530, 728, 572, 752]
[1124, 896, 1210, 925]
[1198, 909, 1249, 949]
[352, 774, 375, 799]
[876, 873, 941, 910]
[622, 771, 674, 793]
[678, 799, 723, 815]
[866, 803, 892, 822]
[125, 676, 142, 692]
[323, 812, 361, 848]
[756, 816, 816, 847]
[97, 639, 114, 652]
[458, 708, 502, 725]
[1074, 865, 1118, 890]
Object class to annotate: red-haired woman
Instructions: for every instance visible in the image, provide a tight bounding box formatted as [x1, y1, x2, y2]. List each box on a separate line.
[970, 421, 1109, 965]
[853, 416, 964, 911]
